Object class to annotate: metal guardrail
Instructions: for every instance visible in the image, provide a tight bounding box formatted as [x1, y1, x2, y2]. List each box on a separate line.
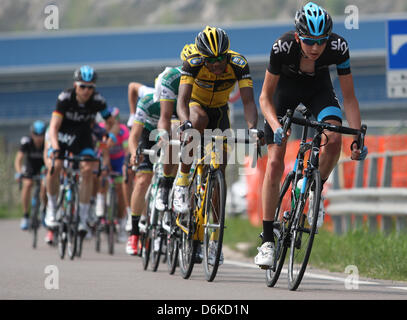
[327, 150, 407, 234]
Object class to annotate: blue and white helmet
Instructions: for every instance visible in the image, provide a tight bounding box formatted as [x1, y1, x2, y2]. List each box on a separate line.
[74, 65, 97, 82]
[295, 2, 333, 37]
[31, 120, 46, 135]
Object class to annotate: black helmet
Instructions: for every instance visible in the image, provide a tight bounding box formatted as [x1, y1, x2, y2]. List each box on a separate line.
[295, 2, 332, 37]
[73, 65, 97, 82]
[195, 26, 230, 57]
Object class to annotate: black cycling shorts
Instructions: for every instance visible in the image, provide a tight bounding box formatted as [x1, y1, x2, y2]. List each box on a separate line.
[57, 127, 95, 156]
[189, 101, 231, 132]
[264, 73, 342, 145]
[136, 128, 155, 174]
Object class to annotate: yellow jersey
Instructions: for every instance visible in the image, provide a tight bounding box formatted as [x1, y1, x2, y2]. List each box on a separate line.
[180, 50, 253, 108]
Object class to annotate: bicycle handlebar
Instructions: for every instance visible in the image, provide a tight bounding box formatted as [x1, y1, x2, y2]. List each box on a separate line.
[50, 154, 101, 176]
[280, 108, 367, 150]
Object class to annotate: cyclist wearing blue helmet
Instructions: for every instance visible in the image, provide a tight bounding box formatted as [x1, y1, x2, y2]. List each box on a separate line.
[14, 120, 47, 231]
[45, 65, 119, 236]
[255, 2, 368, 268]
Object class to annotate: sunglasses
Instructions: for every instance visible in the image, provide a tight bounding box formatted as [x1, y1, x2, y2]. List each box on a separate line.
[299, 36, 329, 46]
[76, 82, 96, 90]
[205, 55, 227, 64]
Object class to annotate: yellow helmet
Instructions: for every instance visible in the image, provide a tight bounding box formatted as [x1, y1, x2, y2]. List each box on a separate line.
[195, 26, 230, 57]
[180, 43, 197, 61]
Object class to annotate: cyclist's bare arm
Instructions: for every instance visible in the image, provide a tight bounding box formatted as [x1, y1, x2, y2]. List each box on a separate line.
[338, 73, 363, 159]
[128, 82, 144, 114]
[259, 71, 281, 133]
[240, 86, 258, 129]
[128, 121, 144, 164]
[158, 100, 175, 133]
[105, 115, 120, 148]
[14, 150, 24, 173]
[176, 83, 193, 124]
[49, 113, 63, 153]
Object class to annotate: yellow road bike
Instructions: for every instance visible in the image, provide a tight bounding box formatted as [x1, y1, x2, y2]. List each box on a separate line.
[175, 130, 262, 282]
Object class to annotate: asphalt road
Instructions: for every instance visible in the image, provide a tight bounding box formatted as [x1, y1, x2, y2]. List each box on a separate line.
[1, 219, 407, 302]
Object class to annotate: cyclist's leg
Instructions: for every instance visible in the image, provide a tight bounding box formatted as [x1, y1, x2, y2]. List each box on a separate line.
[307, 85, 343, 182]
[261, 78, 300, 243]
[173, 101, 208, 213]
[45, 147, 63, 227]
[78, 148, 98, 231]
[127, 137, 154, 254]
[20, 175, 33, 229]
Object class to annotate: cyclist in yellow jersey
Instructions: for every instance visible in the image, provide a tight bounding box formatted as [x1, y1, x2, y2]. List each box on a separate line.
[174, 26, 258, 214]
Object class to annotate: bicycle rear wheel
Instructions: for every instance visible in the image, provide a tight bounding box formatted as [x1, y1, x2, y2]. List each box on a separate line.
[203, 170, 226, 282]
[265, 171, 294, 287]
[288, 170, 321, 291]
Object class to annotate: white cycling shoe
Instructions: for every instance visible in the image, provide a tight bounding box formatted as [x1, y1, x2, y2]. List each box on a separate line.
[173, 185, 190, 214]
[254, 242, 275, 268]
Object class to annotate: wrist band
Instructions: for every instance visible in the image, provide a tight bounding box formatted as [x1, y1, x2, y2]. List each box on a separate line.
[108, 133, 117, 144]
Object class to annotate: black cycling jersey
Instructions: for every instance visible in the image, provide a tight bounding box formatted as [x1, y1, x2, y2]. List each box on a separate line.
[54, 88, 110, 130]
[267, 31, 351, 78]
[264, 31, 351, 145]
[52, 88, 111, 154]
[19, 136, 44, 177]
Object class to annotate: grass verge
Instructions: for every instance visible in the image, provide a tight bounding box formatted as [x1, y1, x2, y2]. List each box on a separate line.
[224, 216, 407, 282]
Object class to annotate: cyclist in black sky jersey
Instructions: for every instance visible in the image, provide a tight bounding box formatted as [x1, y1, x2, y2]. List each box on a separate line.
[45, 66, 119, 237]
[255, 2, 368, 268]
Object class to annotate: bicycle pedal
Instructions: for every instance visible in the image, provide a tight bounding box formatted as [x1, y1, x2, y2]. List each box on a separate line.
[259, 265, 271, 270]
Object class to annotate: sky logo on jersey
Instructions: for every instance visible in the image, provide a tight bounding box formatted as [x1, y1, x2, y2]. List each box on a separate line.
[273, 40, 293, 54]
[331, 38, 349, 55]
[231, 56, 247, 67]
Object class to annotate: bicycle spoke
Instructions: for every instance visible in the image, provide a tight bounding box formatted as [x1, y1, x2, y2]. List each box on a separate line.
[288, 170, 321, 291]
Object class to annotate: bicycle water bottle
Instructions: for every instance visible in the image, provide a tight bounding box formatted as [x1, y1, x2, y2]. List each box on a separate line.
[292, 178, 303, 207]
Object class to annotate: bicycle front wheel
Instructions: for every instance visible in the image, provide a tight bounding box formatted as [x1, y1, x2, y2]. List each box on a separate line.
[202, 170, 226, 282]
[107, 188, 117, 256]
[178, 167, 202, 280]
[288, 170, 321, 291]
[67, 188, 80, 260]
[265, 171, 294, 287]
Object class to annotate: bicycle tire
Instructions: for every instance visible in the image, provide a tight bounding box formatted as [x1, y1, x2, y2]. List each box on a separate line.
[107, 188, 116, 255]
[30, 184, 41, 249]
[203, 170, 226, 282]
[141, 186, 154, 269]
[95, 219, 102, 253]
[288, 170, 321, 291]
[166, 211, 179, 275]
[30, 205, 40, 249]
[67, 187, 80, 260]
[266, 171, 294, 287]
[58, 219, 67, 259]
[178, 171, 200, 280]
[150, 226, 164, 272]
